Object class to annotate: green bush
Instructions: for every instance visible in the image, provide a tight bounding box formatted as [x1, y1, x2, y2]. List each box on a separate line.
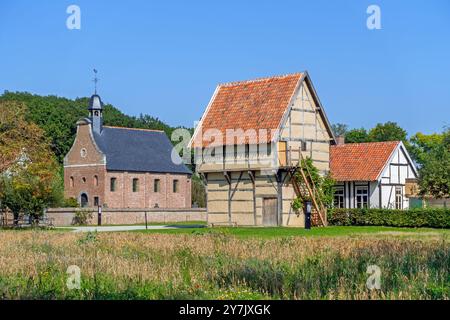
[62, 197, 79, 208]
[328, 208, 450, 228]
[72, 209, 93, 226]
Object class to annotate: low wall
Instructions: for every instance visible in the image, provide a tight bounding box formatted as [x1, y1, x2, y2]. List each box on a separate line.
[45, 208, 207, 227]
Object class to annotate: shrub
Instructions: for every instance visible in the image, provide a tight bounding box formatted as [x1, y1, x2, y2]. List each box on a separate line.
[328, 208, 450, 228]
[63, 197, 79, 208]
[72, 209, 93, 226]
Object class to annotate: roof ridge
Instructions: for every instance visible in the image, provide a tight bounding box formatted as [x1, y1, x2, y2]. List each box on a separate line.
[332, 141, 400, 147]
[218, 72, 303, 87]
[103, 126, 164, 133]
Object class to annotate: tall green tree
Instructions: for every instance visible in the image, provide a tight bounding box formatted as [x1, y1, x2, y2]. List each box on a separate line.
[0, 91, 179, 163]
[409, 131, 444, 163]
[345, 128, 369, 143]
[331, 123, 348, 137]
[368, 121, 408, 143]
[0, 101, 62, 223]
[415, 128, 450, 198]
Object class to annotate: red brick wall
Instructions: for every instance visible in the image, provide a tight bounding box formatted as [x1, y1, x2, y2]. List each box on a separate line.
[64, 120, 192, 209]
[104, 171, 191, 209]
[64, 165, 107, 207]
[64, 121, 106, 207]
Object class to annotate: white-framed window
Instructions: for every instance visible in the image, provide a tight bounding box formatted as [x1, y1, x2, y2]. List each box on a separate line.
[395, 186, 403, 209]
[356, 186, 369, 209]
[333, 187, 345, 208]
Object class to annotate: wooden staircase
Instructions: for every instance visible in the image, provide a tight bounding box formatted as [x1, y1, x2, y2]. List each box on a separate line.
[288, 148, 327, 227]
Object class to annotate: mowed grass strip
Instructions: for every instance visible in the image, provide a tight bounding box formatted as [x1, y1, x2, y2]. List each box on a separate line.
[132, 225, 450, 240]
[0, 229, 448, 300]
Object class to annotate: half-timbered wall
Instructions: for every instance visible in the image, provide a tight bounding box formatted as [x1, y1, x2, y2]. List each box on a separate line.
[334, 144, 418, 209]
[206, 171, 304, 227]
[279, 81, 331, 174]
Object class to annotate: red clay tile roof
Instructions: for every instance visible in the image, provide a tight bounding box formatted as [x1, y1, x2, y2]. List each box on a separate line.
[191, 73, 303, 147]
[330, 141, 400, 181]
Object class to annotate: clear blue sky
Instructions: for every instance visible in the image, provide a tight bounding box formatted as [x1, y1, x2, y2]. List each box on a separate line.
[1, 0, 449, 135]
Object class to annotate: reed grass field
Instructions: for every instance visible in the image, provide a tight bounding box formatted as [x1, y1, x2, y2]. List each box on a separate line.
[0, 229, 448, 300]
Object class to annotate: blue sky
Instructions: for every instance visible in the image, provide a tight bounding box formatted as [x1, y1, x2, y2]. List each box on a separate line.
[0, 0, 449, 135]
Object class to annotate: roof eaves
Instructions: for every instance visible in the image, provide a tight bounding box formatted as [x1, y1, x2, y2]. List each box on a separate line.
[303, 71, 336, 144]
[399, 141, 419, 176]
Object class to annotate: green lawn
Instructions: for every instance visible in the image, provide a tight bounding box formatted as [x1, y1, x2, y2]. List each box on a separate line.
[133, 225, 450, 239]
[6, 223, 448, 240]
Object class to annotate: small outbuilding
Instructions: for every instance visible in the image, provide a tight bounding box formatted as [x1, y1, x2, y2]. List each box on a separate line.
[330, 140, 418, 209]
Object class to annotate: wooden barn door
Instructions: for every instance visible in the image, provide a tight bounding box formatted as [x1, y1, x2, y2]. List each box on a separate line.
[263, 198, 278, 226]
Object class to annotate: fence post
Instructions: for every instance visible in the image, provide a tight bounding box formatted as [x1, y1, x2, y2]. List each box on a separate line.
[145, 211, 148, 230]
[97, 206, 102, 226]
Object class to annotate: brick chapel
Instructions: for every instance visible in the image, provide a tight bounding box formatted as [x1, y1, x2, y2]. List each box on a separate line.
[64, 93, 192, 209]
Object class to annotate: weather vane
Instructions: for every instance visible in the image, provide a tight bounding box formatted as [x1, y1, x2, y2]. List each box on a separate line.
[93, 69, 99, 94]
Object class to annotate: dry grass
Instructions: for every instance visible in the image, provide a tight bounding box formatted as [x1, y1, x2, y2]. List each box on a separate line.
[0, 230, 448, 299]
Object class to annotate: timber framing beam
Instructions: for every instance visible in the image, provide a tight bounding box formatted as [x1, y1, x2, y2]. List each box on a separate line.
[224, 171, 244, 224]
[248, 170, 257, 225]
[276, 171, 283, 226]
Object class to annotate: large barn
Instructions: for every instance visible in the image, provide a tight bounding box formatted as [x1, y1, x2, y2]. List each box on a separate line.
[190, 72, 335, 227]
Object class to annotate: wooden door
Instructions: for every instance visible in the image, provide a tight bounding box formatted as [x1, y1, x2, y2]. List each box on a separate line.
[263, 198, 278, 226]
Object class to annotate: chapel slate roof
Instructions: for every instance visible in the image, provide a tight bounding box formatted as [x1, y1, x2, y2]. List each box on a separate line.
[191, 73, 304, 148]
[330, 141, 400, 182]
[93, 126, 191, 175]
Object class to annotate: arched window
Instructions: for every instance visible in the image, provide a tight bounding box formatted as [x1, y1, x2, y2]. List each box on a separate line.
[94, 175, 98, 187]
[70, 177, 74, 188]
[132, 178, 139, 192]
[82, 177, 86, 184]
[80, 193, 89, 208]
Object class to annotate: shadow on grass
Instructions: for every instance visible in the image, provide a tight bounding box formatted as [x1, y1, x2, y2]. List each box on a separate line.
[166, 224, 207, 229]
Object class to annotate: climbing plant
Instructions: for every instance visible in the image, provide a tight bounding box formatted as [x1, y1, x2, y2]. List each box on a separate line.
[291, 157, 335, 212]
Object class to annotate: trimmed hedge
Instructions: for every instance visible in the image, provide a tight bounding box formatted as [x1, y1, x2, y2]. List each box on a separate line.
[328, 208, 450, 229]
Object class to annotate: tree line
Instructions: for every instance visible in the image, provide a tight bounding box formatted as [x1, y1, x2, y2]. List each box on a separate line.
[0, 92, 204, 222]
[0, 91, 183, 163]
